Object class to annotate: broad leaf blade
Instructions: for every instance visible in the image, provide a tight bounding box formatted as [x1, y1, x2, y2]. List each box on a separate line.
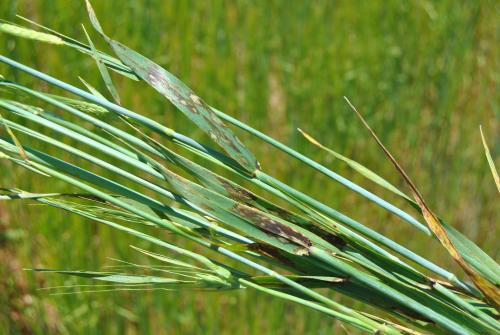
[85, 1, 259, 174]
[442, 222, 500, 285]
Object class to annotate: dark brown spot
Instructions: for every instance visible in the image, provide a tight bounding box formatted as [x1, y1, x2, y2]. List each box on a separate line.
[248, 243, 296, 267]
[217, 178, 257, 203]
[234, 204, 312, 248]
[266, 207, 307, 226]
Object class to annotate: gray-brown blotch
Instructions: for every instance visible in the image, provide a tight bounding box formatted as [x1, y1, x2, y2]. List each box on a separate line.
[233, 204, 312, 249]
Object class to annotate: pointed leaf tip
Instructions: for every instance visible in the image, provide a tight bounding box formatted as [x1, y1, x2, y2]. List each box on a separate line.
[479, 125, 500, 194]
[298, 127, 411, 201]
[81, 24, 121, 104]
[85, 0, 105, 37]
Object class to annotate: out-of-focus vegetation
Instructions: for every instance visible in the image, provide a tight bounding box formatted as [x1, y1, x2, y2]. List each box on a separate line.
[0, 1, 498, 334]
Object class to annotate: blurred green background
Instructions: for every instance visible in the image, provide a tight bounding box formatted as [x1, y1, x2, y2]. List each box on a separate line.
[0, 0, 498, 334]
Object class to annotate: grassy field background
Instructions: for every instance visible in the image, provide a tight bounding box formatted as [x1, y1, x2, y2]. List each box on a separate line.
[0, 0, 498, 334]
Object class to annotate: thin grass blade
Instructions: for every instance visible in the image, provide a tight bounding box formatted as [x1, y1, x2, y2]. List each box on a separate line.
[345, 96, 500, 308]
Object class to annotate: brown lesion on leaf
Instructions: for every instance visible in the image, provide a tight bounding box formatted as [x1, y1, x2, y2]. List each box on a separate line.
[264, 206, 309, 227]
[250, 204, 346, 251]
[248, 243, 296, 267]
[188, 105, 200, 115]
[144, 59, 257, 172]
[234, 204, 312, 248]
[217, 177, 257, 203]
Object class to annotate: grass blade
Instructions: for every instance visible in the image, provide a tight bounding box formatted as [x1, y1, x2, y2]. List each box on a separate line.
[345, 96, 500, 308]
[81, 25, 121, 104]
[298, 128, 411, 202]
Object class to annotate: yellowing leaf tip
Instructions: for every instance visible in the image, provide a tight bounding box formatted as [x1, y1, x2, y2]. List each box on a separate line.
[297, 128, 323, 147]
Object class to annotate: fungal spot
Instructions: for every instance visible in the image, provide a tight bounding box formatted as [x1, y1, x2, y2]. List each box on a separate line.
[190, 94, 202, 105]
[148, 73, 158, 83]
[294, 247, 310, 256]
[180, 99, 187, 105]
[234, 204, 312, 248]
[217, 178, 256, 202]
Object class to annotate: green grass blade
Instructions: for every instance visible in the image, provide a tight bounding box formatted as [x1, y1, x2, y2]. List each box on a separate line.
[298, 128, 411, 201]
[345, 96, 500, 308]
[81, 25, 121, 104]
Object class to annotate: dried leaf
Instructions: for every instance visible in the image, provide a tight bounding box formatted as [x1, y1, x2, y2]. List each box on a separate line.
[345, 96, 500, 307]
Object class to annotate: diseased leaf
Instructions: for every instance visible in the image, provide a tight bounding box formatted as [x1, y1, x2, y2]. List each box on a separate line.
[143, 135, 312, 227]
[143, 159, 317, 253]
[85, 0, 259, 174]
[164, 170, 312, 255]
[346, 96, 500, 308]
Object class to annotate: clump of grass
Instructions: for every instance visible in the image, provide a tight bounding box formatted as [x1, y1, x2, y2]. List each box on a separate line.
[0, 2, 499, 334]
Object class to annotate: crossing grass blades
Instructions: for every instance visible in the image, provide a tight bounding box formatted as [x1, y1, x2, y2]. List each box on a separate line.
[0, 2, 499, 334]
